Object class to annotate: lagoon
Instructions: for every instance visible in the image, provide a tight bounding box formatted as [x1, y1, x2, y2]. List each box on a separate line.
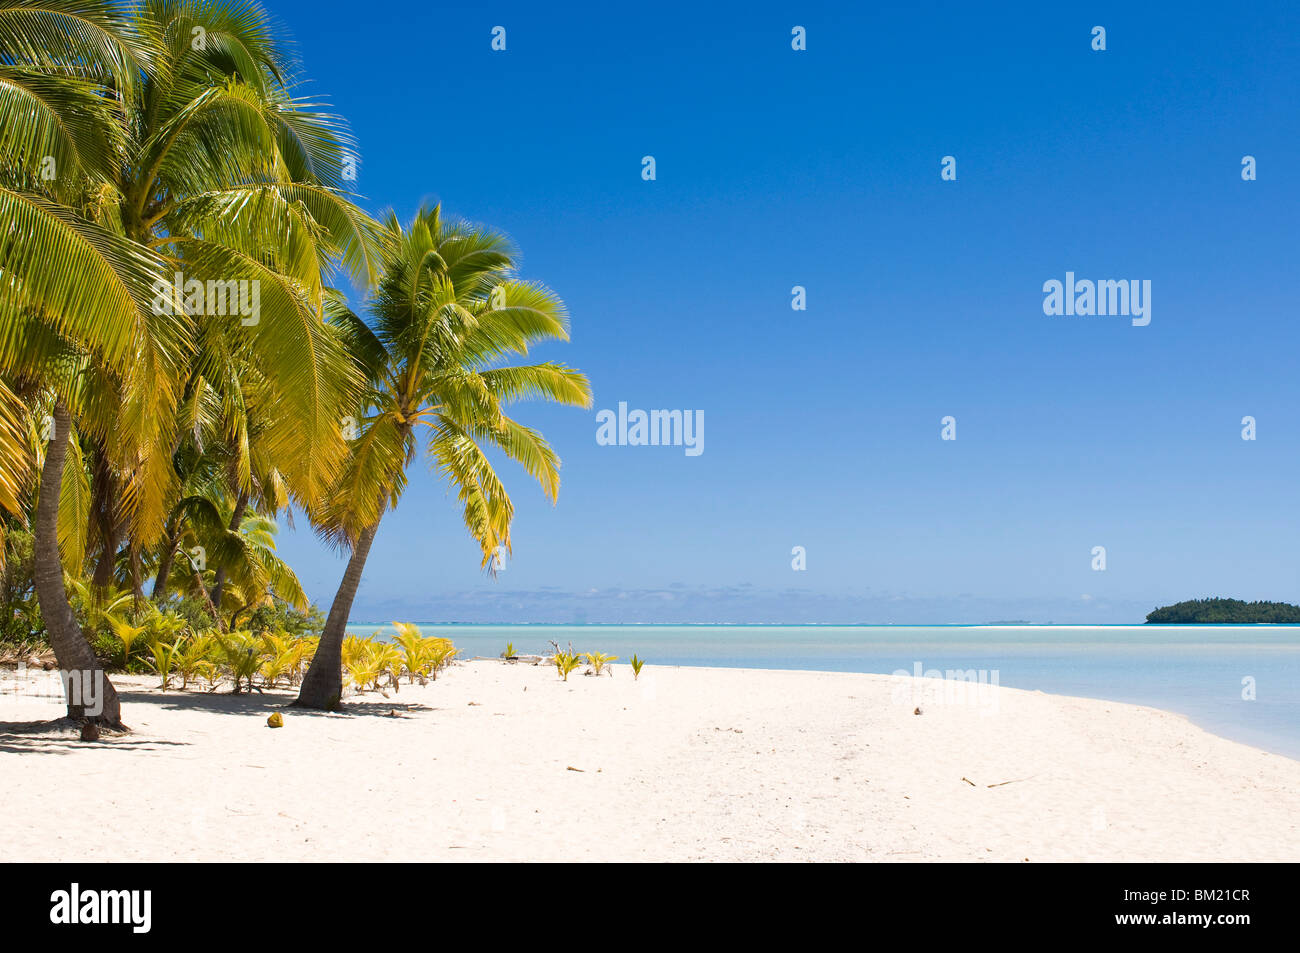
[348, 622, 1300, 760]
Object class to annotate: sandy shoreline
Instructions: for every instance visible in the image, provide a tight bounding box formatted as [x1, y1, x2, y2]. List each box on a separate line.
[3, 661, 1298, 862]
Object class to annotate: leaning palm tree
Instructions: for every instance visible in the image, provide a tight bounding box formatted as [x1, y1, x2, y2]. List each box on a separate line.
[293, 208, 592, 709]
[0, 0, 380, 725]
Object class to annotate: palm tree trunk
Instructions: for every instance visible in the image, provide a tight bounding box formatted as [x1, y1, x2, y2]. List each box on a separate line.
[192, 569, 224, 632]
[89, 445, 119, 589]
[210, 489, 248, 610]
[293, 523, 378, 710]
[151, 531, 178, 599]
[33, 402, 124, 728]
[130, 544, 143, 606]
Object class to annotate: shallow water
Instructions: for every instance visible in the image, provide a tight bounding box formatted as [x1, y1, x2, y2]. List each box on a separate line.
[348, 623, 1300, 760]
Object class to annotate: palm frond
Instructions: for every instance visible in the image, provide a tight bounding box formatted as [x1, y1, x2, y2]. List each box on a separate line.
[0, 376, 28, 515]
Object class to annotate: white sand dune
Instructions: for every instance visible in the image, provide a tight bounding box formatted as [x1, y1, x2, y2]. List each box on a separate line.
[2, 661, 1297, 862]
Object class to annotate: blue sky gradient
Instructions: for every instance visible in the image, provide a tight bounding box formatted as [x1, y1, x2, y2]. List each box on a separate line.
[266, 1, 1299, 623]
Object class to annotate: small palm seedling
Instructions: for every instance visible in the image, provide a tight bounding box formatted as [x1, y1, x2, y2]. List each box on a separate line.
[176, 633, 216, 690]
[258, 631, 301, 689]
[345, 641, 379, 692]
[347, 640, 403, 694]
[218, 631, 264, 694]
[289, 637, 318, 685]
[104, 617, 151, 669]
[392, 623, 428, 684]
[554, 651, 582, 682]
[149, 610, 188, 643]
[502, 642, 517, 661]
[146, 637, 186, 690]
[342, 634, 372, 671]
[421, 637, 457, 681]
[200, 657, 223, 693]
[377, 642, 405, 693]
[630, 655, 645, 680]
[584, 652, 618, 675]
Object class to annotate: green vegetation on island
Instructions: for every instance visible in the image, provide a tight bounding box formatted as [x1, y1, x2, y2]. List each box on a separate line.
[1145, 599, 1300, 624]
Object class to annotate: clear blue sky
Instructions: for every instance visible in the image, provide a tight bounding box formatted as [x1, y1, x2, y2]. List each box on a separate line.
[267, 0, 1299, 624]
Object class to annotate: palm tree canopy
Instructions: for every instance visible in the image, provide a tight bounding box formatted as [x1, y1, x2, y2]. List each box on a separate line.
[0, 0, 385, 545]
[314, 206, 592, 567]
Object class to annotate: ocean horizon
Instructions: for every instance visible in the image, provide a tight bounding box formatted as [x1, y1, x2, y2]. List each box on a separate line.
[348, 622, 1300, 759]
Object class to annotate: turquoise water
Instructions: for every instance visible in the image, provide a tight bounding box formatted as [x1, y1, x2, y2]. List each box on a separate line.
[347, 623, 1300, 760]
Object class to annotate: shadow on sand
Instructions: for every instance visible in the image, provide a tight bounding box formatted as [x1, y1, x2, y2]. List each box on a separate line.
[115, 688, 436, 719]
[0, 717, 187, 755]
[0, 688, 434, 754]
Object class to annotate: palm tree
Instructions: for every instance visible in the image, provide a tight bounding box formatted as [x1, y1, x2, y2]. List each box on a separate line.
[294, 208, 592, 709]
[0, 0, 381, 724]
[152, 352, 300, 612]
[204, 510, 307, 625]
[159, 496, 308, 630]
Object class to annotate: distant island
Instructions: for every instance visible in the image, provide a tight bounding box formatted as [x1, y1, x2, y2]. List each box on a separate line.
[1146, 599, 1300, 624]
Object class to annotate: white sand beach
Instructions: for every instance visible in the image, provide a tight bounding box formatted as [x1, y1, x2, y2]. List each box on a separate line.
[3, 661, 1298, 862]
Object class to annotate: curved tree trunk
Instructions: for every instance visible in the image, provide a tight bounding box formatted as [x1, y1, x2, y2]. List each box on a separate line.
[210, 489, 248, 611]
[33, 402, 125, 728]
[293, 523, 378, 710]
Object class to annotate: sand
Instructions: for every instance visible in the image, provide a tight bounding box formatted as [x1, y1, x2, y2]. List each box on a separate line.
[2, 661, 1297, 862]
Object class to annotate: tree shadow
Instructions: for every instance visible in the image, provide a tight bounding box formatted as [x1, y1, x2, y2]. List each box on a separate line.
[0, 686, 437, 753]
[115, 688, 435, 719]
[0, 717, 190, 755]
